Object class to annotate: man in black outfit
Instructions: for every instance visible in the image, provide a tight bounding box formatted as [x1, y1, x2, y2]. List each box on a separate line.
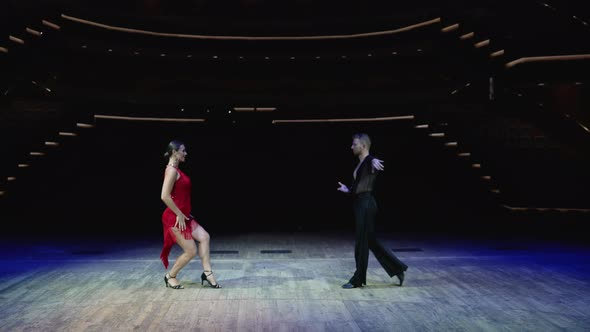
[338, 133, 408, 289]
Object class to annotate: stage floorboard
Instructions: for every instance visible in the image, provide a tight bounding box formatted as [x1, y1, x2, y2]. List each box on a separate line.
[1, 232, 589, 331]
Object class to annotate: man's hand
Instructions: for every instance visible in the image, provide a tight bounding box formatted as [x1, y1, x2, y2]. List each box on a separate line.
[372, 158, 385, 171]
[337, 182, 350, 193]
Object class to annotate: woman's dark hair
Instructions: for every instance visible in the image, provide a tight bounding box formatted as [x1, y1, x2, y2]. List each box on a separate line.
[164, 140, 184, 159]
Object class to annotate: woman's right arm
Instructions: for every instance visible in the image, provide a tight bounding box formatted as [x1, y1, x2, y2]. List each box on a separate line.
[161, 167, 188, 227]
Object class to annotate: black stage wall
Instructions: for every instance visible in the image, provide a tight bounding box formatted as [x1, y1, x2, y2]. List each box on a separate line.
[1, 118, 500, 236]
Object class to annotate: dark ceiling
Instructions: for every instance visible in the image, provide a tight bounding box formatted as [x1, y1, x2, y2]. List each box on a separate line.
[1, 0, 589, 110]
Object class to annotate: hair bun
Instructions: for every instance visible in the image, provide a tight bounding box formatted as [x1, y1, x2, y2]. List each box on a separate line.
[164, 140, 184, 161]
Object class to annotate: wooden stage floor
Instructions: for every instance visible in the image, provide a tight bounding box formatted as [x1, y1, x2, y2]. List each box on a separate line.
[1, 232, 589, 331]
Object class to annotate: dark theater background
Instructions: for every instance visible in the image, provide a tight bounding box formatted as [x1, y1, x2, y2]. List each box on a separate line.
[1, 1, 589, 330]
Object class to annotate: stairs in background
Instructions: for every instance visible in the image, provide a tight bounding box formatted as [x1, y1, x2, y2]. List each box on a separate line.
[414, 108, 590, 214]
[0, 99, 95, 202]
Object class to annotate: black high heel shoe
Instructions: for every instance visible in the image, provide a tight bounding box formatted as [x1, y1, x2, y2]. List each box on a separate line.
[396, 271, 405, 287]
[201, 271, 221, 288]
[164, 273, 184, 289]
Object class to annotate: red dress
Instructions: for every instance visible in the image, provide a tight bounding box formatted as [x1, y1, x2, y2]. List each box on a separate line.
[160, 167, 199, 269]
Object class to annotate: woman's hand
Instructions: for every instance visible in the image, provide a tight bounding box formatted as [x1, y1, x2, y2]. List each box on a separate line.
[337, 182, 350, 193]
[174, 214, 189, 231]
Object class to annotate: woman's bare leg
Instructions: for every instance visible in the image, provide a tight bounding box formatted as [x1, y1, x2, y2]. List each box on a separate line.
[192, 225, 218, 285]
[168, 228, 197, 286]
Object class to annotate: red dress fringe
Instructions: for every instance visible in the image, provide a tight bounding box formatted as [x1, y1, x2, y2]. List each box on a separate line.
[160, 167, 199, 269]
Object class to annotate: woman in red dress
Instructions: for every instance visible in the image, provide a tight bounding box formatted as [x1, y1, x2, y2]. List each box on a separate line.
[160, 140, 221, 289]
